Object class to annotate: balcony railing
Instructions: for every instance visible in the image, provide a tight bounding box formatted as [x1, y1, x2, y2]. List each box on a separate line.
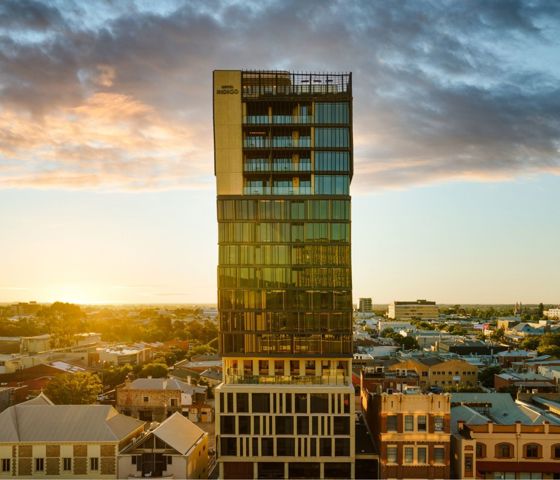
[244, 137, 311, 148]
[244, 161, 311, 173]
[243, 186, 312, 195]
[225, 373, 349, 386]
[244, 115, 313, 125]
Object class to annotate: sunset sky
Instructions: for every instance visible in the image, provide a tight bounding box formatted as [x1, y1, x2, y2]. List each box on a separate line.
[1, 0, 559, 305]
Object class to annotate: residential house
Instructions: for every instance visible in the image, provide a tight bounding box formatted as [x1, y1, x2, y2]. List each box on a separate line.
[118, 412, 208, 479]
[116, 378, 207, 422]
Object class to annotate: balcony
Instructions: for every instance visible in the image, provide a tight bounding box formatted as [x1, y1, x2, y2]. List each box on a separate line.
[244, 137, 311, 149]
[243, 186, 312, 195]
[225, 373, 349, 386]
[244, 161, 311, 173]
[244, 115, 313, 125]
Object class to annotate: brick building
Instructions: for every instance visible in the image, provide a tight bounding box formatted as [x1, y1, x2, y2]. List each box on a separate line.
[364, 392, 451, 479]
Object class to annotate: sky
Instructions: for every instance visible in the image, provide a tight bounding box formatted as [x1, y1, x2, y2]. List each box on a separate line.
[0, 0, 559, 305]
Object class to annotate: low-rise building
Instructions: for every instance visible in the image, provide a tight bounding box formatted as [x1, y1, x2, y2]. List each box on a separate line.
[494, 371, 557, 393]
[97, 344, 152, 366]
[386, 356, 478, 389]
[0, 395, 145, 478]
[388, 300, 438, 321]
[365, 392, 451, 479]
[496, 349, 538, 368]
[118, 412, 208, 479]
[451, 392, 560, 479]
[116, 378, 207, 422]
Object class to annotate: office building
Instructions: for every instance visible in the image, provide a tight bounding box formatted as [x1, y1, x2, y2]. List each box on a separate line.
[214, 70, 354, 479]
[388, 300, 438, 321]
[358, 298, 373, 313]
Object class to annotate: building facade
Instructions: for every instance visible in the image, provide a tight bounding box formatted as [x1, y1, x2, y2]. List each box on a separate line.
[367, 392, 451, 479]
[214, 70, 354, 479]
[451, 393, 560, 479]
[388, 300, 438, 321]
[118, 413, 208, 479]
[0, 397, 145, 479]
[358, 298, 373, 313]
[386, 357, 478, 389]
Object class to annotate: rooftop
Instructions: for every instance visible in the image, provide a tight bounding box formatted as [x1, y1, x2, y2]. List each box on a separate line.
[0, 402, 144, 442]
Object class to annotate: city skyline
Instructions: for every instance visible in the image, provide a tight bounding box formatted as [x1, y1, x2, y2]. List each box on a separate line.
[1, 1, 560, 304]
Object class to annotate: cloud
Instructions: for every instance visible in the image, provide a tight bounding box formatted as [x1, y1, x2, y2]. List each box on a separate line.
[0, 0, 559, 191]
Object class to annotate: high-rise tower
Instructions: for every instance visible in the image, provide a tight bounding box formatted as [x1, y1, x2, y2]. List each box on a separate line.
[213, 70, 354, 479]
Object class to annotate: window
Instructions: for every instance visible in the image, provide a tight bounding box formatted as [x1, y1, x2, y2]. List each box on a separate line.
[277, 438, 295, 456]
[465, 454, 473, 474]
[166, 456, 172, 465]
[237, 393, 249, 413]
[552, 444, 560, 459]
[315, 151, 350, 172]
[297, 416, 309, 435]
[63, 458, 72, 471]
[524, 443, 540, 459]
[314, 102, 349, 124]
[404, 447, 414, 464]
[387, 446, 397, 464]
[387, 415, 398, 432]
[310, 393, 329, 413]
[295, 393, 307, 413]
[434, 416, 444, 432]
[404, 415, 414, 432]
[320, 438, 332, 456]
[335, 439, 350, 456]
[496, 443, 513, 458]
[417, 415, 427, 432]
[252, 393, 270, 413]
[418, 447, 427, 464]
[239, 416, 251, 434]
[2, 459, 10, 472]
[143, 396, 149, 403]
[170, 398, 177, 407]
[434, 447, 445, 464]
[90, 457, 99, 471]
[261, 438, 274, 456]
[314, 127, 349, 147]
[476, 443, 486, 458]
[314, 175, 349, 195]
[334, 417, 350, 435]
[35, 458, 44, 471]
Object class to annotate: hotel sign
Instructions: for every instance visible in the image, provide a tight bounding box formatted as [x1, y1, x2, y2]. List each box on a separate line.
[216, 85, 239, 95]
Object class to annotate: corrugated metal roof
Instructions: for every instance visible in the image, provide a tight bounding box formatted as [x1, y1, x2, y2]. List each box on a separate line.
[451, 393, 537, 425]
[0, 404, 144, 442]
[151, 412, 206, 455]
[124, 378, 200, 395]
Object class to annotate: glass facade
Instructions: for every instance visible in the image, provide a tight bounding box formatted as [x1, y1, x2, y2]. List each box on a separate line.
[217, 71, 353, 359]
[215, 70, 354, 480]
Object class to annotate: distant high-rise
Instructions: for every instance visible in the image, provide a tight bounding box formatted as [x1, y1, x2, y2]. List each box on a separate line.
[358, 297, 373, 313]
[214, 70, 354, 479]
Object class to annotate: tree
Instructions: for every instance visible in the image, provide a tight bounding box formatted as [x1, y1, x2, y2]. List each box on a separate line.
[490, 327, 506, 343]
[189, 345, 217, 358]
[478, 365, 502, 388]
[101, 364, 134, 390]
[538, 303, 545, 319]
[45, 372, 102, 404]
[520, 336, 540, 351]
[138, 362, 168, 378]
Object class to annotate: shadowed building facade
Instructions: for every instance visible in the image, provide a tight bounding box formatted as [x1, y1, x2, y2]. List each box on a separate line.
[213, 70, 354, 479]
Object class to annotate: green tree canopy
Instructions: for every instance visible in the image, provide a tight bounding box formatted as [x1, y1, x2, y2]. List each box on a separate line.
[44, 372, 102, 404]
[478, 365, 502, 388]
[138, 362, 168, 378]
